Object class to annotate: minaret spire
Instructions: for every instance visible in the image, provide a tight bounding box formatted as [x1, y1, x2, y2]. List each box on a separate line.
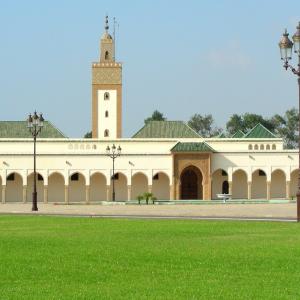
[105, 15, 109, 33]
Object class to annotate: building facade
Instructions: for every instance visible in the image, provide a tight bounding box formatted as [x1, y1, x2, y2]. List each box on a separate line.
[0, 18, 298, 204]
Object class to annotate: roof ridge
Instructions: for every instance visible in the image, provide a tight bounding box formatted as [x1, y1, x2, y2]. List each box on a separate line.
[47, 121, 67, 138]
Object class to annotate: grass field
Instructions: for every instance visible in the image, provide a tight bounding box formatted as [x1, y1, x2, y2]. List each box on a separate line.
[0, 216, 300, 299]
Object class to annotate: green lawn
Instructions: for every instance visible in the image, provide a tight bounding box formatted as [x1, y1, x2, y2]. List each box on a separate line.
[0, 216, 300, 299]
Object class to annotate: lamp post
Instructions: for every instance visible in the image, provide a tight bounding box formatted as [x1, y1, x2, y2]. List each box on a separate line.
[106, 144, 122, 201]
[279, 22, 300, 222]
[27, 111, 44, 211]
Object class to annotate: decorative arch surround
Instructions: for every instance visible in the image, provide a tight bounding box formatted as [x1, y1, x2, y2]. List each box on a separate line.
[232, 169, 247, 199]
[260, 144, 264, 150]
[251, 169, 267, 199]
[271, 169, 286, 199]
[48, 172, 65, 203]
[69, 172, 86, 202]
[131, 172, 148, 200]
[113, 172, 127, 201]
[212, 169, 228, 199]
[90, 172, 107, 202]
[248, 144, 253, 150]
[27, 173, 44, 203]
[152, 172, 170, 200]
[6, 172, 23, 202]
[272, 144, 276, 150]
[266, 144, 270, 150]
[180, 166, 203, 200]
[254, 144, 259, 150]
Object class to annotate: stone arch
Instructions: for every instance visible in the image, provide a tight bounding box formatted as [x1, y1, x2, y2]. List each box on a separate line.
[266, 144, 270, 150]
[90, 172, 107, 202]
[260, 144, 264, 150]
[69, 172, 86, 202]
[152, 172, 170, 200]
[272, 144, 276, 150]
[271, 169, 286, 199]
[251, 169, 267, 199]
[254, 144, 259, 150]
[48, 172, 65, 203]
[232, 169, 248, 199]
[248, 144, 253, 150]
[105, 51, 109, 60]
[6, 172, 23, 202]
[27, 173, 44, 202]
[290, 169, 298, 198]
[113, 172, 127, 201]
[180, 166, 203, 200]
[131, 172, 148, 200]
[212, 169, 228, 199]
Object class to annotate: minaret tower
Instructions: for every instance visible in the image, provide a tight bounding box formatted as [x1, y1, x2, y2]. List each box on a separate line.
[92, 15, 122, 138]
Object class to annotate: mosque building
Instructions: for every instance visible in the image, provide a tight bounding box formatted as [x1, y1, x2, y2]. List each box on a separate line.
[0, 17, 298, 204]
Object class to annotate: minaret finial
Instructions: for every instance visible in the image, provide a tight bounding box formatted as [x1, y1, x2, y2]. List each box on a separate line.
[105, 15, 109, 33]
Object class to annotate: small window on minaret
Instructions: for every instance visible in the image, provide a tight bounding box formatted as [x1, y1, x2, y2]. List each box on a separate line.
[104, 129, 109, 137]
[104, 92, 110, 100]
[105, 111, 109, 117]
[105, 51, 109, 60]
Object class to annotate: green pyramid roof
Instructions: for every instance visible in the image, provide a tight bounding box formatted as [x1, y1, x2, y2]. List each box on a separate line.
[232, 130, 245, 138]
[171, 142, 215, 152]
[0, 121, 66, 138]
[243, 123, 276, 139]
[132, 121, 200, 138]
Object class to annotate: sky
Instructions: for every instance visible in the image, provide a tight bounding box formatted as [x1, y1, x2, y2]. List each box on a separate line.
[0, 0, 300, 138]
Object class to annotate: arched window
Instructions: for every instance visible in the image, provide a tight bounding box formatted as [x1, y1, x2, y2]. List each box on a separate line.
[105, 51, 109, 60]
[248, 144, 253, 150]
[266, 144, 270, 150]
[260, 144, 264, 150]
[272, 144, 276, 150]
[254, 144, 259, 150]
[105, 111, 109, 117]
[222, 181, 229, 194]
[104, 92, 110, 100]
[104, 129, 109, 137]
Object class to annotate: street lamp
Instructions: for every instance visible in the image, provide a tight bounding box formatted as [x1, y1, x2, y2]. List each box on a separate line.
[27, 111, 44, 211]
[279, 22, 300, 222]
[106, 144, 122, 201]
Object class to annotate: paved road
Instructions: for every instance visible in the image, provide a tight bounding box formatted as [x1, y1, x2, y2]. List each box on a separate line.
[0, 203, 297, 221]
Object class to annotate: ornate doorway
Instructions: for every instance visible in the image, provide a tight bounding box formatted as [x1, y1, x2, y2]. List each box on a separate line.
[180, 166, 203, 199]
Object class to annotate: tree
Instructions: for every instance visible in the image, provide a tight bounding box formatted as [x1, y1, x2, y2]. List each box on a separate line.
[226, 113, 275, 135]
[271, 108, 299, 149]
[188, 114, 222, 137]
[144, 110, 166, 124]
[84, 131, 92, 138]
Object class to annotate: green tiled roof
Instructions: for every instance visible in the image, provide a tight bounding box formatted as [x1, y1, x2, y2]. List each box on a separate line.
[0, 121, 66, 138]
[243, 123, 276, 139]
[132, 121, 200, 138]
[232, 130, 245, 138]
[218, 132, 226, 138]
[171, 142, 215, 152]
